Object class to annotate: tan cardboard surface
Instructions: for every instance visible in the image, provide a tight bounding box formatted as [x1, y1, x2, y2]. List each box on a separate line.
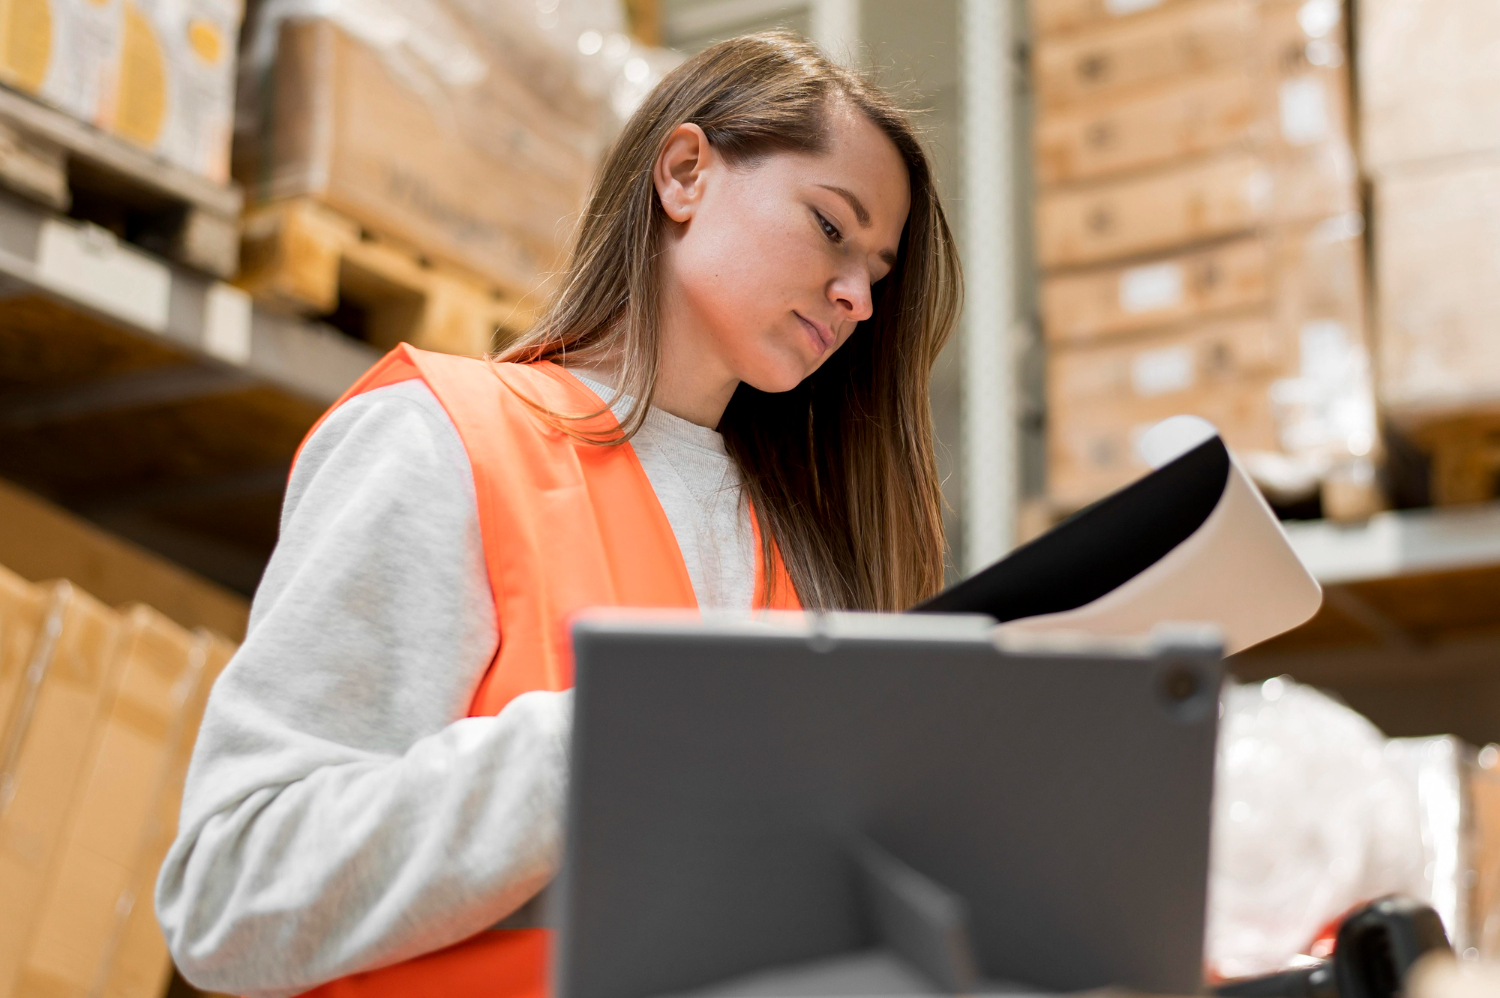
[1036, 143, 1356, 269]
[251, 17, 597, 296]
[0, 583, 122, 994]
[0, 479, 247, 641]
[19, 605, 202, 998]
[1036, 0, 1352, 188]
[1032, 0, 1197, 39]
[1035, 0, 1256, 109]
[1042, 215, 1365, 344]
[1359, 0, 1500, 175]
[1042, 235, 1271, 342]
[1047, 317, 1290, 505]
[1375, 156, 1500, 420]
[0, 565, 48, 747]
[97, 630, 235, 998]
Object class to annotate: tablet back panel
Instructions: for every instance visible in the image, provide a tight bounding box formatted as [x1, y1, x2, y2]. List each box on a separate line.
[557, 616, 1220, 998]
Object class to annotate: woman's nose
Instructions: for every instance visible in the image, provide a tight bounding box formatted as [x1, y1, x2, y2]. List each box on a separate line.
[828, 271, 874, 324]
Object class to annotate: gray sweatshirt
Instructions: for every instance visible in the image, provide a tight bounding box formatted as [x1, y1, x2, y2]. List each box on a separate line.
[156, 375, 754, 998]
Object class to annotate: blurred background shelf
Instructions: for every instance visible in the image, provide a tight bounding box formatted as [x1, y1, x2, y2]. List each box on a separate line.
[0, 186, 377, 594]
[1239, 503, 1500, 745]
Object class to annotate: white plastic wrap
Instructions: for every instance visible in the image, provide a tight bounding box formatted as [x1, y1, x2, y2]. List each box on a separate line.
[1207, 677, 1432, 977]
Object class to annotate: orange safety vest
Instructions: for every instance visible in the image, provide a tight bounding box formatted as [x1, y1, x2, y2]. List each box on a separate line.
[292, 344, 801, 998]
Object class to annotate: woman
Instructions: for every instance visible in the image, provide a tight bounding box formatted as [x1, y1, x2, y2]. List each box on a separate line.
[157, 30, 961, 998]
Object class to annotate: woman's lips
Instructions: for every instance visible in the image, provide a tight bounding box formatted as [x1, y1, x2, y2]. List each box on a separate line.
[795, 311, 836, 353]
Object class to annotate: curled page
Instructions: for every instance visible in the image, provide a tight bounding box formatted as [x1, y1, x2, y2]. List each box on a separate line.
[915, 418, 1321, 656]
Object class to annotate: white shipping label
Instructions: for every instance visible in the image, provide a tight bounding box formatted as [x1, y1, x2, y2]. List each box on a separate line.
[204, 282, 252, 364]
[1132, 345, 1195, 397]
[1279, 76, 1331, 146]
[1105, 0, 1165, 14]
[37, 219, 170, 332]
[1119, 262, 1185, 314]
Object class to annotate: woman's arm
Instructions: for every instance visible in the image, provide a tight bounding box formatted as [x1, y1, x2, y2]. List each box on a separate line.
[155, 380, 571, 998]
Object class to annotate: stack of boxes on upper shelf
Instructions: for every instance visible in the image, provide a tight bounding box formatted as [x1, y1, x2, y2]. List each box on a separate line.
[1032, 0, 1379, 519]
[0, 0, 240, 180]
[1359, 0, 1500, 507]
[232, 0, 675, 358]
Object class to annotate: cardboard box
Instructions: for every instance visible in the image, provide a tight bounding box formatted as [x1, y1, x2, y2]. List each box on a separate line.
[0, 0, 121, 123]
[95, 631, 235, 998]
[0, 478, 248, 641]
[99, 0, 242, 181]
[16, 606, 205, 998]
[1360, 0, 1500, 176]
[1042, 234, 1270, 343]
[0, 583, 122, 993]
[0, 564, 49, 746]
[1034, 0, 1256, 109]
[243, 15, 600, 296]
[1035, 145, 1356, 269]
[1048, 318, 1288, 506]
[1036, 4, 1352, 188]
[1047, 249, 1374, 510]
[1032, 0, 1198, 39]
[1374, 155, 1500, 421]
[1041, 214, 1364, 344]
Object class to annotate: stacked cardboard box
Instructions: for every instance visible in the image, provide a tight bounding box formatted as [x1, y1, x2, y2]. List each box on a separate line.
[1359, 0, 1500, 505]
[1034, 0, 1378, 516]
[0, 0, 241, 180]
[0, 562, 236, 998]
[235, 0, 605, 300]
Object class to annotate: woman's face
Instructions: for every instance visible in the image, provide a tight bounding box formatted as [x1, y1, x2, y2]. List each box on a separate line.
[654, 102, 911, 395]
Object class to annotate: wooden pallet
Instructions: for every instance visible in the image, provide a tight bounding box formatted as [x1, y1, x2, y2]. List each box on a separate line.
[237, 198, 540, 358]
[1397, 409, 1500, 507]
[0, 84, 241, 278]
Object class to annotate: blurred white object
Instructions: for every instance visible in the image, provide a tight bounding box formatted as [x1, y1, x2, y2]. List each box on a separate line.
[1207, 678, 1432, 978]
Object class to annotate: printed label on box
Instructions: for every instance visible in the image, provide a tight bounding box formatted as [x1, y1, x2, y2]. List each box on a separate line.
[37, 219, 170, 332]
[1119, 262, 1185, 314]
[1279, 76, 1331, 147]
[1132, 345, 1195, 396]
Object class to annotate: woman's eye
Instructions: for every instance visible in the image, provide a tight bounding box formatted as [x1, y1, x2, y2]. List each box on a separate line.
[815, 212, 842, 243]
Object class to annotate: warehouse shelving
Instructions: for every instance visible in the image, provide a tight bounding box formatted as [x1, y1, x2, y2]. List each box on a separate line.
[0, 186, 377, 593]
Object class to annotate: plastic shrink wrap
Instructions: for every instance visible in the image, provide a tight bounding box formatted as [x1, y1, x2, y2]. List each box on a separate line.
[234, 0, 678, 296]
[1208, 677, 1500, 977]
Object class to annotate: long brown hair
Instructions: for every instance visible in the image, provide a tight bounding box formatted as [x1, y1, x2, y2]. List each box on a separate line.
[495, 31, 962, 612]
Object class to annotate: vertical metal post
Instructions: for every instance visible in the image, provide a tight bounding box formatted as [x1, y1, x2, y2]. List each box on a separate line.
[810, 0, 861, 63]
[960, 0, 1017, 572]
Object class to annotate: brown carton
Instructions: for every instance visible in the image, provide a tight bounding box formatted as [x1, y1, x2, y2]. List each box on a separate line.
[0, 565, 50, 744]
[1036, 32, 1351, 188]
[96, 631, 235, 998]
[1034, 0, 1256, 109]
[1036, 144, 1357, 269]
[1032, 0, 1198, 39]
[1041, 214, 1364, 344]
[1374, 156, 1500, 422]
[1041, 235, 1270, 343]
[0, 583, 122, 993]
[17, 606, 205, 998]
[243, 15, 600, 296]
[1048, 318, 1289, 507]
[1360, 0, 1500, 176]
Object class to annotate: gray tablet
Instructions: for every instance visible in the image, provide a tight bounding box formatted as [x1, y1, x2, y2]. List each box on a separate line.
[554, 612, 1222, 998]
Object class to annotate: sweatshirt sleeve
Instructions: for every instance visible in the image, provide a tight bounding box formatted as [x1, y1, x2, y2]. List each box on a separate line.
[155, 379, 572, 998]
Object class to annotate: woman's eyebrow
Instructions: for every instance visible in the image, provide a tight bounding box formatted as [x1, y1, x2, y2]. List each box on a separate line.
[817, 184, 871, 227]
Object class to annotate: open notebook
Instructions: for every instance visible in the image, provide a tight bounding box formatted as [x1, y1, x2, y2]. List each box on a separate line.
[915, 417, 1322, 656]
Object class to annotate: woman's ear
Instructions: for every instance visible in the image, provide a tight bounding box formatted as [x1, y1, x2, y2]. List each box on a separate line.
[654, 123, 712, 224]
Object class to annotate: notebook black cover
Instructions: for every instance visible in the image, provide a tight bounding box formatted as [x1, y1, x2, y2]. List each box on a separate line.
[912, 437, 1232, 623]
